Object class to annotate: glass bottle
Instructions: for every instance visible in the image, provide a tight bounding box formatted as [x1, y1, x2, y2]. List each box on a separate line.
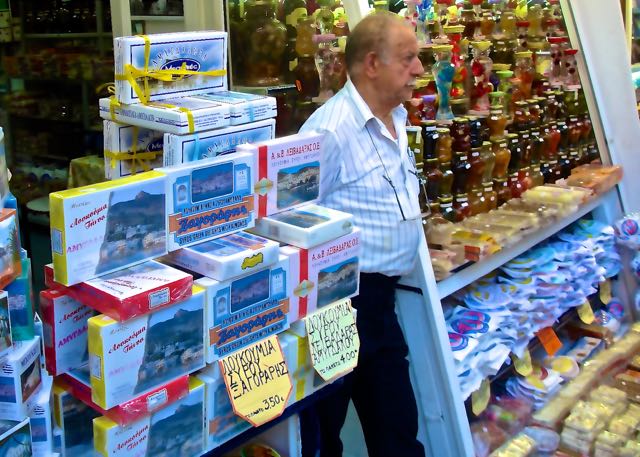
[424, 158, 443, 201]
[487, 105, 507, 139]
[563, 49, 581, 89]
[422, 120, 439, 160]
[515, 20, 530, 51]
[494, 177, 512, 206]
[453, 194, 471, 222]
[444, 25, 470, 103]
[480, 141, 496, 183]
[295, 15, 318, 56]
[229, 0, 247, 85]
[470, 40, 493, 114]
[451, 117, 471, 153]
[512, 101, 529, 132]
[508, 172, 524, 199]
[432, 45, 456, 121]
[295, 55, 320, 101]
[439, 162, 454, 199]
[435, 127, 453, 163]
[530, 126, 545, 166]
[316, 0, 335, 34]
[527, 98, 541, 128]
[460, 5, 479, 40]
[558, 152, 571, 179]
[526, 3, 545, 43]
[518, 129, 532, 168]
[514, 51, 534, 100]
[492, 138, 511, 178]
[452, 152, 472, 195]
[406, 99, 423, 126]
[468, 147, 486, 191]
[422, 94, 438, 121]
[483, 181, 498, 211]
[450, 98, 470, 117]
[439, 196, 456, 222]
[540, 161, 553, 183]
[435, 0, 455, 42]
[548, 36, 569, 88]
[529, 162, 544, 187]
[468, 116, 484, 149]
[498, 10, 516, 40]
[492, 40, 515, 66]
[507, 133, 522, 175]
[556, 119, 569, 154]
[468, 187, 487, 216]
[313, 34, 339, 103]
[489, 90, 506, 109]
[495, 70, 514, 119]
[544, 121, 561, 159]
[479, 11, 495, 38]
[284, 0, 308, 80]
[549, 159, 563, 183]
[567, 115, 582, 150]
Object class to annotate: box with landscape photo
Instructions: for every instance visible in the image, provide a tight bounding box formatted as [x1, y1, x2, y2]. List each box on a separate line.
[0, 337, 42, 421]
[53, 379, 100, 456]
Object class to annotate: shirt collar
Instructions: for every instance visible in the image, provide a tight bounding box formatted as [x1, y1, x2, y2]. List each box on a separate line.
[345, 79, 408, 130]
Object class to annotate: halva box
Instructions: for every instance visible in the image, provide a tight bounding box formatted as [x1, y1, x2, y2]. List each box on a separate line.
[50, 170, 168, 286]
[93, 377, 205, 457]
[44, 261, 193, 322]
[278, 330, 312, 378]
[7, 257, 35, 342]
[52, 379, 100, 457]
[194, 91, 277, 125]
[29, 375, 54, 457]
[99, 96, 230, 135]
[161, 152, 255, 251]
[0, 337, 42, 420]
[0, 418, 32, 456]
[114, 31, 227, 104]
[236, 131, 324, 218]
[280, 229, 360, 320]
[162, 119, 276, 167]
[0, 291, 12, 361]
[0, 208, 22, 290]
[88, 286, 205, 409]
[40, 289, 95, 376]
[166, 231, 280, 282]
[103, 120, 165, 180]
[251, 203, 354, 249]
[195, 255, 289, 362]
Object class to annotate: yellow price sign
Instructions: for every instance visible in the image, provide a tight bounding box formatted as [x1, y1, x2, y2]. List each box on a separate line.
[219, 335, 292, 427]
[578, 301, 595, 324]
[599, 279, 612, 305]
[511, 349, 533, 377]
[305, 299, 360, 381]
[471, 378, 491, 416]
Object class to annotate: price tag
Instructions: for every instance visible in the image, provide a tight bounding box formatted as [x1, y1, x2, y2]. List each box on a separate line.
[511, 349, 533, 377]
[599, 279, 612, 305]
[578, 301, 595, 324]
[219, 335, 292, 427]
[305, 299, 360, 381]
[471, 378, 490, 416]
[536, 327, 563, 356]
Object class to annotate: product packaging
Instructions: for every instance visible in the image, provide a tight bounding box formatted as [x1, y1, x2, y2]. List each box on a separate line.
[236, 131, 324, 217]
[29, 375, 54, 457]
[44, 260, 193, 321]
[162, 119, 275, 167]
[0, 337, 42, 420]
[161, 152, 255, 251]
[194, 91, 277, 125]
[280, 228, 360, 320]
[195, 255, 290, 362]
[52, 379, 100, 457]
[278, 330, 312, 377]
[40, 289, 95, 376]
[251, 203, 354, 249]
[166, 231, 280, 282]
[114, 31, 227, 104]
[0, 418, 32, 456]
[50, 171, 168, 286]
[88, 286, 205, 409]
[93, 376, 204, 457]
[0, 291, 11, 361]
[33, 313, 45, 370]
[0, 208, 22, 289]
[6, 257, 35, 341]
[103, 120, 165, 180]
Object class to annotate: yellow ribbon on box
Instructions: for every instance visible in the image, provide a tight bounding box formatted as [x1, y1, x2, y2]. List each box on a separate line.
[114, 35, 227, 105]
[104, 126, 162, 176]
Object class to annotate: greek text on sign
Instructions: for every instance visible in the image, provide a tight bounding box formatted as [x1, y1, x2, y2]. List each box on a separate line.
[305, 298, 360, 381]
[219, 335, 292, 427]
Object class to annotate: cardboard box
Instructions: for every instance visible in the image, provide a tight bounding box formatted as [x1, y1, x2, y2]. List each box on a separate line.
[114, 31, 227, 104]
[250, 203, 354, 249]
[6, 257, 35, 342]
[278, 330, 312, 377]
[40, 289, 95, 376]
[0, 208, 22, 289]
[93, 377, 205, 457]
[29, 375, 54, 457]
[195, 255, 289, 362]
[236, 131, 323, 218]
[161, 152, 255, 251]
[0, 418, 32, 456]
[166, 231, 280, 282]
[194, 91, 277, 125]
[49, 171, 168, 286]
[52, 379, 100, 457]
[162, 119, 276, 167]
[0, 290, 12, 361]
[103, 120, 165, 180]
[33, 313, 45, 370]
[99, 96, 230, 135]
[0, 337, 42, 420]
[88, 286, 205, 409]
[44, 261, 193, 322]
[280, 229, 360, 320]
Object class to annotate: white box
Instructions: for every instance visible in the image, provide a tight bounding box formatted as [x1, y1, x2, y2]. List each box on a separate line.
[251, 203, 354, 249]
[52, 380, 100, 457]
[194, 91, 277, 125]
[103, 120, 165, 180]
[162, 119, 276, 167]
[278, 331, 311, 377]
[29, 375, 54, 457]
[0, 337, 42, 420]
[0, 418, 32, 455]
[166, 231, 280, 281]
[114, 31, 227, 104]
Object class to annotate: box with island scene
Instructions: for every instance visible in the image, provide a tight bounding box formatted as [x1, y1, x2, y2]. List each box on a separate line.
[0, 337, 42, 420]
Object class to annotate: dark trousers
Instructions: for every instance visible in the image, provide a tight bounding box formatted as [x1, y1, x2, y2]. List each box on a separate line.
[301, 273, 425, 457]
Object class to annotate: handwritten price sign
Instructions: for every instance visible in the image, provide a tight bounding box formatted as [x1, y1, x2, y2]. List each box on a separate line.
[305, 299, 360, 381]
[219, 335, 292, 427]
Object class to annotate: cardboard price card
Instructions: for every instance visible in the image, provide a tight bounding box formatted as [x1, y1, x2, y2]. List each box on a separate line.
[305, 299, 360, 381]
[219, 335, 292, 427]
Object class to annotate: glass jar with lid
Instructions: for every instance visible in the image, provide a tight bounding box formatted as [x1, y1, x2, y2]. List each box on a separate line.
[424, 158, 444, 201]
[435, 127, 452, 163]
[494, 177, 512, 206]
[492, 138, 511, 179]
[487, 105, 507, 139]
[451, 117, 471, 153]
[422, 120, 439, 160]
[480, 141, 496, 183]
[453, 194, 471, 222]
[483, 181, 498, 211]
[439, 162, 454, 199]
[452, 152, 472, 195]
[467, 147, 486, 191]
[468, 187, 487, 216]
[507, 133, 522, 175]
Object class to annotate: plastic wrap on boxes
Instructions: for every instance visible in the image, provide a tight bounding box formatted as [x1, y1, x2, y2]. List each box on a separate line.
[281, 228, 360, 320]
[0, 418, 32, 456]
[103, 120, 164, 180]
[29, 375, 54, 457]
[161, 152, 255, 251]
[166, 231, 280, 282]
[114, 31, 227, 104]
[194, 91, 277, 125]
[49, 171, 168, 286]
[88, 286, 205, 409]
[236, 131, 323, 217]
[6, 257, 35, 341]
[195, 255, 290, 362]
[52, 379, 100, 457]
[0, 208, 22, 289]
[251, 203, 354, 249]
[43, 261, 193, 321]
[0, 337, 42, 420]
[162, 119, 275, 167]
[40, 289, 95, 376]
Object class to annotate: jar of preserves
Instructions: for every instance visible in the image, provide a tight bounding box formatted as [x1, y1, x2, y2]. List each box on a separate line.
[558, 153, 571, 178]
[492, 138, 511, 178]
[435, 127, 452, 163]
[453, 193, 471, 222]
[483, 181, 498, 211]
[452, 152, 471, 195]
[507, 133, 522, 175]
[295, 55, 320, 101]
[480, 141, 496, 182]
[439, 162, 454, 198]
[468, 115, 484, 148]
[512, 101, 529, 132]
[468, 147, 485, 191]
[517, 167, 532, 192]
[494, 177, 512, 206]
[424, 158, 443, 201]
[508, 172, 524, 198]
[450, 98, 470, 117]
[514, 50, 534, 100]
[518, 130, 532, 167]
[439, 196, 456, 222]
[529, 163, 544, 187]
[487, 105, 507, 139]
[468, 187, 487, 216]
[556, 119, 569, 153]
[493, 40, 514, 66]
[422, 121, 439, 160]
[451, 117, 471, 153]
[530, 127, 545, 165]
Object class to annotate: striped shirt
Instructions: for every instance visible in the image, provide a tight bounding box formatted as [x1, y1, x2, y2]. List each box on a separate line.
[300, 79, 422, 276]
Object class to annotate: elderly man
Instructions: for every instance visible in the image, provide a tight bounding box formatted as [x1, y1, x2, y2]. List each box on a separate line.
[299, 11, 426, 457]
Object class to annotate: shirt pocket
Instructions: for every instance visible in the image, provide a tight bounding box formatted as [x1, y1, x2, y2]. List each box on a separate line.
[339, 151, 383, 188]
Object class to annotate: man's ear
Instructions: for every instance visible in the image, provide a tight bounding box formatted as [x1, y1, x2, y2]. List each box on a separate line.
[362, 51, 379, 79]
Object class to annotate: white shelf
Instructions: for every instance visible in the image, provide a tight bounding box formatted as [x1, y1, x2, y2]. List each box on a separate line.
[436, 188, 614, 299]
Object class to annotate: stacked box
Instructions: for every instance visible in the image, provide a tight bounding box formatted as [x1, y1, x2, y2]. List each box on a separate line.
[160, 152, 255, 251]
[49, 171, 168, 286]
[236, 131, 324, 218]
[114, 31, 227, 104]
[195, 255, 290, 362]
[251, 203, 354, 249]
[194, 91, 277, 125]
[0, 337, 42, 420]
[103, 121, 165, 180]
[162, 119, 276, 167]
[0, 208, 22, 289]
[93, 377, 205, 457]
[280, 229, 360, 319]
[0, 291, 11, 360]
[43, 261, 193, 321]
[6, 257, 35, 341]
[29, 375, 54, 457]
[278, 331, 312, 377]
[52, 379, 100, 457]
[166, 231, 280, 282]
[0, 418, 32, 455]
[33, 314, 45, 370]
[40, 289, 95, 376]
[88, 286, 205, 409]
